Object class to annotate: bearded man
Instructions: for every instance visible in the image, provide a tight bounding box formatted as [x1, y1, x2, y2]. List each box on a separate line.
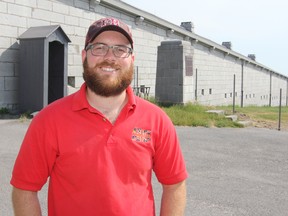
[11, 17, 188, 216]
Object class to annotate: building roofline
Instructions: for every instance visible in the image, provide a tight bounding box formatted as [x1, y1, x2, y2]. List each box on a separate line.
[99, 0, 287, 79]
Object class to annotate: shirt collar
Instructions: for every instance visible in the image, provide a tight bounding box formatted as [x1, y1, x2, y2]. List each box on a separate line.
[72, 83, 137, 112]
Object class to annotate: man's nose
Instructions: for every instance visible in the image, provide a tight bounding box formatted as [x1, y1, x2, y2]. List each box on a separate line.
[104, 47, 116, 60]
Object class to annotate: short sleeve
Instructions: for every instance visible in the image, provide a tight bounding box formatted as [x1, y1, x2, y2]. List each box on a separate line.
[153, 117, 188, 185]
[11, 114, 58, 191]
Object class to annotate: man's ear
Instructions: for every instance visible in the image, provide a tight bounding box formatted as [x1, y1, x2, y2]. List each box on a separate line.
[81, 49, 87, 63]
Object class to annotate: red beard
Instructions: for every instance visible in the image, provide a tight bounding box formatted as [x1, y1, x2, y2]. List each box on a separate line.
[83, 59, 133, 97]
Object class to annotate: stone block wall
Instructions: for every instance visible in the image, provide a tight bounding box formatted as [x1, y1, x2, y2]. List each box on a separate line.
[0, 0, 287, 111]
[132, 22, 183, 95]
[156, 40, 194, 104]
[193, 44, 243, 106]
[193, 42, 288, 106]
[0, 0, 185, 111]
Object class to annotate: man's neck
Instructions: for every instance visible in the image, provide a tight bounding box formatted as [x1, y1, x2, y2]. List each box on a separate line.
[86, 87, 128, 124]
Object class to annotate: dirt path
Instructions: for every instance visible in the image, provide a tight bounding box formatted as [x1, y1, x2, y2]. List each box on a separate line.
[238, 113, 288, 131]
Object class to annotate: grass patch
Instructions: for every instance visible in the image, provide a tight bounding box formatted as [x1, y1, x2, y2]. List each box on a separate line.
[149, 99, 288, 128]
[159, 103, 243, 128]
[215, 105, 288, 123]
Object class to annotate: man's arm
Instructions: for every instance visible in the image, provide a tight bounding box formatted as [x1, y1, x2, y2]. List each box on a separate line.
[12, 187, 42, 216]
[160, 180, 187, 216]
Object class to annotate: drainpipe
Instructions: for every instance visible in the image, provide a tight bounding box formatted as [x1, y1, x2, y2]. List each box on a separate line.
[195, 68, 198, 101]
[286, 79, 288, 106]
[233, 74, 236, 113]
[286, 80, 288, 106]
[269, 71, 272, 106]
[241, 61, 244, 107]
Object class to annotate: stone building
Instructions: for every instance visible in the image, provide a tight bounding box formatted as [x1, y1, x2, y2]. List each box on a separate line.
[0, 0, 287, 113]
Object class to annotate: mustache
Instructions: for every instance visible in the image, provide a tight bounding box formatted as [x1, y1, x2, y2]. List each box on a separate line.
[95, 61, 121, 69]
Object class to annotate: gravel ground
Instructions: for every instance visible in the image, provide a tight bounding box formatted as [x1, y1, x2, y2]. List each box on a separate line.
[1, 119, 288, 216]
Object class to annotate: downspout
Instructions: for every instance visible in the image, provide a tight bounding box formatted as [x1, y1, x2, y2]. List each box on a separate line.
[286, 79, 288, 106]
[269, 71, 272, 106]
[241, 60, 244, 107]
[195, 68, 198, 101]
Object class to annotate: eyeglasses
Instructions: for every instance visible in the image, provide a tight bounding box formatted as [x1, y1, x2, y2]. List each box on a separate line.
[86, 43, 133, 58]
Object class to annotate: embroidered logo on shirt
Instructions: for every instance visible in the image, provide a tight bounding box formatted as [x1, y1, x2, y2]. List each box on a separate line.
[131, 128, 151, 143]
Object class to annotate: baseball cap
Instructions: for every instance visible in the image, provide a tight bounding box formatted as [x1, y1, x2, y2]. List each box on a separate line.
[85, 17, 133, 49]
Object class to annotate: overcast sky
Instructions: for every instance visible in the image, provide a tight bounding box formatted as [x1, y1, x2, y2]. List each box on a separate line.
[122, 0, 288, 76]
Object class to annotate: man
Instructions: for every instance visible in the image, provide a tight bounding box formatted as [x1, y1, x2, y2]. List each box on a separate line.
[11, 17, 188, 216]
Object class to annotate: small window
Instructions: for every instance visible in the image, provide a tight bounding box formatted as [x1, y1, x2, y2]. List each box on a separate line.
[68, 76, 75, 87]
[209, 88, 212, 94]
[201, 89, 204, 95]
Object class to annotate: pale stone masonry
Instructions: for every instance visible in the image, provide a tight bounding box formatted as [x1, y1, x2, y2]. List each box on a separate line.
[156, 41, 194, 104]
[0, 0, 287, 112]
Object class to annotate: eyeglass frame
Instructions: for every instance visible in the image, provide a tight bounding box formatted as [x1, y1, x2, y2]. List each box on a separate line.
[85, 43, 133, 58]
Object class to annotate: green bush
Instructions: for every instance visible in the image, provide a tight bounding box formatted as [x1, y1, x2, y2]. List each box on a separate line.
[0, 107, 10, 114]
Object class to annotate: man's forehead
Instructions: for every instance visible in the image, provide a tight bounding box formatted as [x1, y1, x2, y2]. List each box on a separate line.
[93, 31, 131, 45]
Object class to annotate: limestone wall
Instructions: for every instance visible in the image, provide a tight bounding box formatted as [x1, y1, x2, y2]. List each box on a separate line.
[0, 0, 287, 111]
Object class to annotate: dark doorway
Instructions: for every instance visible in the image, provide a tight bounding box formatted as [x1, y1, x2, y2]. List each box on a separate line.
[48, 41, 64, 104]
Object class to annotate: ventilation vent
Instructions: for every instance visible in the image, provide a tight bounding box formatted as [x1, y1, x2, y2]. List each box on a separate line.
[181, 22, 194, 32]
[248, 54, 256, 61]
[222, 41, 232, 50]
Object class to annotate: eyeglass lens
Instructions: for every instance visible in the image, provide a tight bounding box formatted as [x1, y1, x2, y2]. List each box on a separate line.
[88, 43, 132, 58]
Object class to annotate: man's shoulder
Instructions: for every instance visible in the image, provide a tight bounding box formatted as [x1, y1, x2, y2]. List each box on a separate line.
[34, 91, 78, 120]
[135, 97, 162, 111]
[47, 92, 76, 110]
[134, 97, 172, 121]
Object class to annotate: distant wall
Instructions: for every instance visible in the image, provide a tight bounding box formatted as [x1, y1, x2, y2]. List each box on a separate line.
[193, 42, 287, 106]
[155, 40, 287, 106]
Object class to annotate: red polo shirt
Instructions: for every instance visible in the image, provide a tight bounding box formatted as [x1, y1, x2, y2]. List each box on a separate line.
[11, 84, 188, 216]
